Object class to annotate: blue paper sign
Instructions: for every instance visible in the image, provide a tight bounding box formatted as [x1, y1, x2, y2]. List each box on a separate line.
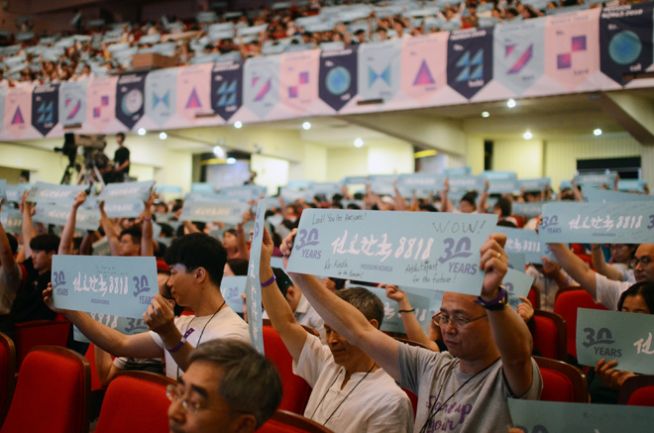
[511, 202, 542, 218]
[519, 177, 551, 191]
[245, 201, 266, 353]
[574, 172, 617, 188]
[497, 226, 550, 264]
[583, 187, 652, 203]
[576, 308, 654, 375]
[73, 313, 149, 342]
[368, 175, 398, 196]
[482, 170, 516, 180]
[507, 252, 527, 270]
[92, 238, 111, 256]
[618, 180, 647, 193]
[509, 398, 654, 433]
[397, 173, 444, 195]
[103, 199, 145, 218]
[287, 209, 497, 295]
[0, 207, 22, 234]
[0, 179, 6, 203]
[221, 276, 247, 314]
[364, 285, 441, 334]
[540, 201, 654, 244]
[309, 182, 342, 198]
[217, 185, 266, 201]
[280, 187, 311, 202]
[447, 175, 483, 192]
[444, 167, 471, 177]
[180, 199, 249, 224]
[191, 183, 214, 194]
[488, 178, 518, 194]
[99, 180, 154, 202]
[33, 203, 99, 231]
[342, 176, 369, 185]
[51, 255, 158, 319]
[29, 182, 84, 205]
[503, 268, 534, 309]
[5, 184, 31, 203]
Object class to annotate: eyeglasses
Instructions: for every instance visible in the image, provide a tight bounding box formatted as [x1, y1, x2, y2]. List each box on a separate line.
[631, 256, 652, 268]
[432, 312, 487, 328]
[166, 384, 206, 414]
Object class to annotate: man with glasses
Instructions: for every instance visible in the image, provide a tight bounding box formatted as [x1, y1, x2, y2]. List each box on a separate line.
[548, 243, 654, 310]
[167, 339, 282, 433]
[281, 231, 541, 433]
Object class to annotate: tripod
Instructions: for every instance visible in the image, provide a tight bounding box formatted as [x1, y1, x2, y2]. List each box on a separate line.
[59, 151, 106, 190]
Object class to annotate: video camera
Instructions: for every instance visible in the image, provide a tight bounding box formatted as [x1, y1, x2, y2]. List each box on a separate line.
[55, 133, 108, 169]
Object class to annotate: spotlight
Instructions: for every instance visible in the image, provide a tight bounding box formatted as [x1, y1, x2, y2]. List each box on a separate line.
[506, 98, 517, 109]
[523, 130, 533, 140]
[213, 146, 225, 159]
[593, 128, 602, 136]
[353, 138, 364, 148]
[137, 128, 147, 136]
[302, 121, 312, 130]
[234, 121, 243, 129]
[226, 157, 237, 164]
[159, 132, 168, 140]
[481, 111, 490, 118]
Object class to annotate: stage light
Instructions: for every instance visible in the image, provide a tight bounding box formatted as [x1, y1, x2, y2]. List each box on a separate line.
[523, 130, 533, 140]
[506, 98, 517, 109]
[353, 138, 364, 148]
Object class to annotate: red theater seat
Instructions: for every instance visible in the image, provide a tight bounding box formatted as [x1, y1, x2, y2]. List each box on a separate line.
[618, 375, 654, 407]
[532, 310, 567, 361]
[0, 332, 16, 426]
[257, 410, 334, 433]
[535, 356, 588, 403]
[0, 346, 90, 433]
[13, 317, 71, 366]
[554, 288, 607, 359]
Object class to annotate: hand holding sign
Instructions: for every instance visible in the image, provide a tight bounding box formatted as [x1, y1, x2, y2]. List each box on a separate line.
[595, 358, 635, 390]
[72, 191, 87, 209]
[479, 233, 509, 300]
[144, 293, 176, 335]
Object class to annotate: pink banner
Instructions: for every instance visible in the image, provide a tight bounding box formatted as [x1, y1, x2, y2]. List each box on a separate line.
[401, 32, 448, 101]
[279, 49, 321, 113]
[2, 86, 33, 139]
[176, 63, 213, 122]
[86, 75, 119, 132]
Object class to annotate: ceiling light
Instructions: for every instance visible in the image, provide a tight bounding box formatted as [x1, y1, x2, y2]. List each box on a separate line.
[523, 130, 533, 140]
[234, 121, 243, 129]
[226, 157, 237, 164]
[213, 146, 225, 159]
[159, 132, 168, 140]
[137, 128, 147, 136]
[302, 121, 311, 130]
[481, 111, 490, 118]
[593, 128, 603, 136]
[353, 137, 364, 148]
[506, 98, 517, 109]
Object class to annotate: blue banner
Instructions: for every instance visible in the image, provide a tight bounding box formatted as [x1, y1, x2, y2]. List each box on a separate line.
[245, 201, 266, 353]
[358, 40, 401, 102]
[509, 399, 654, 433]
[51, 255, 158, 318]
[180, 199, 249, 224]
[211, 60, 243, 121]
[145, 68, 177, 127]
[115, 72, 147, 130]
[447, 28, 493, 100]
[29, 182, 84, 205]
[319, 47, 358, 111]
[287, 209, 497, 294]
[576, 308, 654, 375]
[31, 83, 59, 136]
[540, 201, 654, 244]
[221, 276, 247, 314]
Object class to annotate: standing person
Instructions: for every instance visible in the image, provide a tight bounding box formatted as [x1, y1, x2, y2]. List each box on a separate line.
[113, 132, 130, 182]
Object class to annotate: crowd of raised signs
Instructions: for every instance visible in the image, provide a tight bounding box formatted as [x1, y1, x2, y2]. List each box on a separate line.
[0, 167, 653, 432]
[0, 0, 627, 86]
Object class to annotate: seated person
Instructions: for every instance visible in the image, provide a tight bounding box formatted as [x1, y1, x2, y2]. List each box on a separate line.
[590, 243, 636, 283]
[259, 230, 414, 433]
[168, 339, 282, 433]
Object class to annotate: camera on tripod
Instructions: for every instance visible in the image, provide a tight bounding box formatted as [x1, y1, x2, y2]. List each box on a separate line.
[56, 133, 109, 186]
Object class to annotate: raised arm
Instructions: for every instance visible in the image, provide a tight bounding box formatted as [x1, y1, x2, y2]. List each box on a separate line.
[0, 204, 22, 303]
[548, 243, 597, 296]
[440, 178, 453, 212]
[59, 191, 87, 255]
[384, 284, 439, 351]
[20, 193, 37, 258]
[260, 229, 308, 359]
[590, 244, 624, 282]
[99, 201, 121, 256]
[282, 230, 403, 381]
[140, 193, 155, 257]
[478, 180, 490, 213]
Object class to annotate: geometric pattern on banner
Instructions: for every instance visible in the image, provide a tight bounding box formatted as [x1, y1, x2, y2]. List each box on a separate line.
[115, 72, 147, 130]
[494, 19, 545, 95]
[243, 56, 280, 119]
[176, 63, 212, 120]
[447, 28, 494, 100]
[318, 47, 358, 112]
[3, 88, 31, 137]
[31, 83, 59, 137]
[358, 39, 401, 101]
[0, 91, 5, 134]
[59, 81, 87, 127]
[279, 49, 320, 112]
[211, 60, 242, 121]
[401, 32, 447, 99]
[545, 8, 600, 90]
[600, 3, 654, 85]
[86, 75, 117, 130]
[145, 68, 177, 127]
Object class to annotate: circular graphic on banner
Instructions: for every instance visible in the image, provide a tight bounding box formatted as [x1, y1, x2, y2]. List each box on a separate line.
[121, 89, 144, 114]
[608, 30, 642, 65]
[326, 66, 351, 95]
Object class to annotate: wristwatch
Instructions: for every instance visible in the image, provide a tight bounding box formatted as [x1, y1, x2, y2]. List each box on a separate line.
[476, 286, 508, 311]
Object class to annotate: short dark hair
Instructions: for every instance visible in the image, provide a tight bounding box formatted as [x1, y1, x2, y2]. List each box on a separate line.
[120, 227, 142, 243]
[337, 287, 384, 327]
[6, 233, 18, 255]
[189, 339, 282, 428]
[460, 191, 478, 207]
[494, 197, 512, 217]
[618, 281, 654, 314]
[227, 258, 249, 276]
[29, 234, 60, 253]
[165, 233, 227, 287]
[116, 132, 125, 140]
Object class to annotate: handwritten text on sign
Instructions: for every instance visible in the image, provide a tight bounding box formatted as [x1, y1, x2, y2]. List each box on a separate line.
[73, 313, 149, 342]
[287, 210, 497, 295]
[245, 201, 266, 354]
[508, 398, 654, 433]
[51, 255, 158, 319]
[540, 201, 654, 244]
[576, 308, 654, 375]
[180, 199, 249, 224]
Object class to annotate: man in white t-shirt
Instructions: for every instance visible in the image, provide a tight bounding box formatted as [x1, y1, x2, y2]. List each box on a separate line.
[259, 230, 413, 433]
[549, 243, 654, 310]
[44, 233, 249, 379]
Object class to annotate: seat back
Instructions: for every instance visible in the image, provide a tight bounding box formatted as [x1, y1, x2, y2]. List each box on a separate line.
[535, 356, 588, 403]
[553, 289, 607, 359]
[262, 325, 312, 414]
[0, 332, 16, 426]
[257, 410, 334, 433]
[532, 310, 567, 360]
[84, 343, 105, 392]
[618, 375, 654, 406]
[14, 318, 71, 366]
[95, 371, 173, 433]
[1, 346, 90, 433]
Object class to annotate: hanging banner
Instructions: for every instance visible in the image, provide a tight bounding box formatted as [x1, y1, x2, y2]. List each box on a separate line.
[115, 72, 147, 130]
[59, 81, 87, 127]
[176, 63, 212, 121]
[145, 68, 177, 127]
[243, 55, 281, 119]
[31, 83, 59, 136]
[447, 28, 494, 100]
[210, 60, 243, 121]
[86, 75, 118, 131]
[600, 3, 654, 85]
[3, 87, 32, 139]
[318, 47, 358, 112]
[279, 49, 320, 112]
[401, 32, 448, 100]
[358, 39, 401, 102]
[493, 18, 545, 95]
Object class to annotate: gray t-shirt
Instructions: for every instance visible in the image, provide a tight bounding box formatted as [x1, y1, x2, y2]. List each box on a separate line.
[398, 344, 542, 433]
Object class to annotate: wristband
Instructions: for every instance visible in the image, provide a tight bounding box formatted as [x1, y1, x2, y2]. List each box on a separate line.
[476, 287, 508, 311]
[398, 308, 415, 314]
[167, 339, 185, 353]
[261, 275, 276, 288]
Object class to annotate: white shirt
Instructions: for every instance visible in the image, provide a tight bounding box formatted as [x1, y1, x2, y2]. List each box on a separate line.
[293, 334, 414, 433]
[294, 295, 325, 341]
[595, 273, 632, 310]
[150, 306, 250, 378]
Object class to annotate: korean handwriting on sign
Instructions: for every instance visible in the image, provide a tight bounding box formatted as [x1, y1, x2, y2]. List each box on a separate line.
[568, 215, 648, 231]
[330, 230, 435, 262]
[505, 238, 541, 254]
[73, 273, 129, 297]
[634, 332, 654, 355]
